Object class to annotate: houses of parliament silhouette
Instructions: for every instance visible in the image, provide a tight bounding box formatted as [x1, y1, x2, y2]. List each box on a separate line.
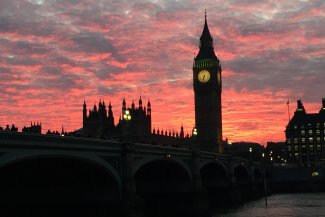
[81, 13, 224, 153]
[81, 97, 192, 147]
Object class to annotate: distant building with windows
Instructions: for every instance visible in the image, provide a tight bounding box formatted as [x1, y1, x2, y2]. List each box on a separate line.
[285, 98, 325, 167]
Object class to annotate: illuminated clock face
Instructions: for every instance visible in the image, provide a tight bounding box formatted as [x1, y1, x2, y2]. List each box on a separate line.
[198, 70, 210, 83]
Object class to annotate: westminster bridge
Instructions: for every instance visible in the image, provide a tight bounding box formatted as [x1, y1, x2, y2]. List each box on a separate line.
[0, 131, 268, 217]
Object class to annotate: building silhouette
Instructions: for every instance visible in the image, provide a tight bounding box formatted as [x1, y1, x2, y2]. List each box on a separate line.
[82, 99, 116, 138]
[3, 124, 18, 132]
[193, 13, 223, 153]
[81, 97, 191, 147]
[82, 97, 151, 139]
[285, 98, 325, 167]
[22, 122, 42, 134]
[225, 142, 265, 161]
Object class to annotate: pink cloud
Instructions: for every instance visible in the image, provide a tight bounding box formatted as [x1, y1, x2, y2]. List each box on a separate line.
[0, 0, 324, 146]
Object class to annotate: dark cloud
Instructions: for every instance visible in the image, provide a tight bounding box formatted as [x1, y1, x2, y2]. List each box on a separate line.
[72, 31, 123, 60]
[40, 66, 62, 75]
[32, 73, 84, 90]
[225, 55, 325, 98]
[7, 56, 39, 66]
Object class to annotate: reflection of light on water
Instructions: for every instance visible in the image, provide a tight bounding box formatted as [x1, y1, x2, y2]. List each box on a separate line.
[214, 193, 325, 217]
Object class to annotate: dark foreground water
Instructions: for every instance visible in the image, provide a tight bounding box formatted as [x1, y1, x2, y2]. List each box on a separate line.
[213, 193, 325, 217]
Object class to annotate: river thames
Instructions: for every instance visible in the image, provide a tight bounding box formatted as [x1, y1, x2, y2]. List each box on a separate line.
[213, 193, 325, 217]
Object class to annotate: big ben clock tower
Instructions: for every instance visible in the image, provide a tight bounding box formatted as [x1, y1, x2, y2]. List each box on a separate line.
[193, 13, 223, 153]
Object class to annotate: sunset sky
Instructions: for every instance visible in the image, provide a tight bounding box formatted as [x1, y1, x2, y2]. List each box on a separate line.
[0, 0, 324, 145]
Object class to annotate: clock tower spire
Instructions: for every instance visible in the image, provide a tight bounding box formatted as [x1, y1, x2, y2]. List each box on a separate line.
[193, 12, 223, 153]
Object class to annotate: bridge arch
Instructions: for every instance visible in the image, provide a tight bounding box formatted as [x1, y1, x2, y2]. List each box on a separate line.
[0, 150, 123, 216]
[233, 164, 251, 201]
[200, 160, 230, 207]
[253, 168, 263, 183]
[252, 167, 264, 197]
[134, 157, 193, 216]
[233, 164, 250, 184]
[134, 156, 192, 179]
[200, 160, 229, 187]
[0, 151, 122, 191]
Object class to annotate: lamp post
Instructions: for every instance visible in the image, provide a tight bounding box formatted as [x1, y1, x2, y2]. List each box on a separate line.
[123, 110, 132, 121]
[191, 127, 198, 150]
[192, 128, 198, 136]
[249, 147, 253, 162]
[123, 110, 132, 138]
[261, 152, 268, 207]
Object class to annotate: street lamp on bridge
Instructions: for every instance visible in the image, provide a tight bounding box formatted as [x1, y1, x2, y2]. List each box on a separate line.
[249, 147, 253, 162]
[123, 110, 132, 138]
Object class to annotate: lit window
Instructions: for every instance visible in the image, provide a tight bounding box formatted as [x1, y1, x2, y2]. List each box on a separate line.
[301, 130, 305, 135]
[302, 138, 306, 143]
[287, 140, 291, 144]
[302, 144, 306, 148]
[294, 125, 297, 129]
[309, 145, 314, 150]
[295, 152, 299, 156]
[317, 137, 320, 142]
[294, 138, 298, 144]
[309, 130, 313, 134]
[309, 137, 314, 142]
[316, 130, 320, 135]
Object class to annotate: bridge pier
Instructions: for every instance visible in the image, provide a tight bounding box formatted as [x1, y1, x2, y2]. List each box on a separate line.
[121, 143, 144, 217]
[227, 160, 242, 205]
[192, 150, 210, 216]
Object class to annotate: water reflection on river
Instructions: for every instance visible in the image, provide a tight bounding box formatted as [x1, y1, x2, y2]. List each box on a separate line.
[214, 193, 325, 217]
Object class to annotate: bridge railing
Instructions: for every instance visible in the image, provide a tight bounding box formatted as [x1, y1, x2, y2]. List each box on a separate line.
[0, 131, 260, 168]
[0, 131, 122, 151]
[133, 142, 193, 158]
